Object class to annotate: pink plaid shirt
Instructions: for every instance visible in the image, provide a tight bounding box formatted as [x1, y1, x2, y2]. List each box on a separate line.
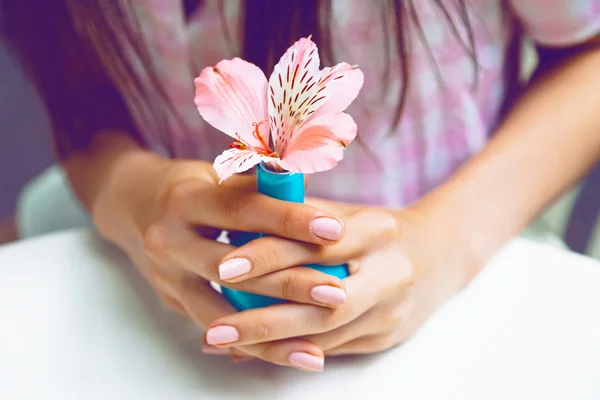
[128, 0, 600, 208]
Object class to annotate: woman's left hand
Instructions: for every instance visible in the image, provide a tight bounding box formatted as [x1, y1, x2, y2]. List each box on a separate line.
[205, 198, 480, 366]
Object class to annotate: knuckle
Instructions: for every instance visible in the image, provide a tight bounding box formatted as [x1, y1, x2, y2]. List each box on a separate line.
[385, 307, 405, 330]
[391, 260, 416, 294]
[255, 310, 273, 341]
[157, 291, 187, 316]
[228, 192, 252, 224]
[143, 224, 168, 256]
[278, 205, 301, 237]
[262, 239, 283, 271]
[279, 271, 297, 301]
[376, 333, 400, 352]
[377, 212, 401, 239]
[361, 209, 400, 247]
[361, 209, 400, 241]
[402, 263, 417, 286]
[258, 343, 279, 364]
[161, 182, 186, 216]
[318, 305, 350, 331]
[158, 179, 200, 218]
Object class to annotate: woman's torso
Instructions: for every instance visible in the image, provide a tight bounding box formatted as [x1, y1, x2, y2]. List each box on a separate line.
[127, 0, 596, 207]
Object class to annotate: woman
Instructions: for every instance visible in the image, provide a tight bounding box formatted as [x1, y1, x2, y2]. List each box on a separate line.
[2, 0, 600, 372]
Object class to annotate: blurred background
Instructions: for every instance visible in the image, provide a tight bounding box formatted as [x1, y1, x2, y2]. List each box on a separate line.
[0, 37, 598, 258]
[0, 39, 54, 233]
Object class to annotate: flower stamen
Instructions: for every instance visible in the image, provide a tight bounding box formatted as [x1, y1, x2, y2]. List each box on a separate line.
[251, 120, 270, 149]
[229, 141, 246, 150]
[229, 121, 277, 157]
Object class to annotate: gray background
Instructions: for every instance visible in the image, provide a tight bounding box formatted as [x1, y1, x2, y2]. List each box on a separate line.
[0, 40, 53, 221]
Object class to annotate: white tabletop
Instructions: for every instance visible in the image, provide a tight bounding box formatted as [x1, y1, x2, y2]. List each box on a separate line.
[1, 229, 599, 400]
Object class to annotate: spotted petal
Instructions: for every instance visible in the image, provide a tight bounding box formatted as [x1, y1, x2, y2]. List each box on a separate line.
[309, 64, 364, 120]
[269, 37, 364, 159]
[277, 112, 357, 173]
[268, 37, 324, 155]
[195, 58, 270, 149]
[213, 148, 276, 183]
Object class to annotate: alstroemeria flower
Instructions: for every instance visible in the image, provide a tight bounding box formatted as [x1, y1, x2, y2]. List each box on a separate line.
[194, 37, 364, 182]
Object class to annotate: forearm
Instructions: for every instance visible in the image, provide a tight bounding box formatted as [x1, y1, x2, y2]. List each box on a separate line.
[420, 45, 600, 268]
[61, 131, 169, 243]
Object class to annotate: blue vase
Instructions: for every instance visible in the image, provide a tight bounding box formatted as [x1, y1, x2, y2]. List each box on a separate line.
[222, 163, 349, 311]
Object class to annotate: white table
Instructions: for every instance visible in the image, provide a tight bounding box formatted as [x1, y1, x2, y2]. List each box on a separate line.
[1, 229, 599, 400]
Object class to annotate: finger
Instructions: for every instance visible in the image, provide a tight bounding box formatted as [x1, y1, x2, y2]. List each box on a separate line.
[235, 266, 346, 307]
[236, 339, 325, 372]
[166, 161, 258, 192]
[176, 274, 324, 371]
[231, 355, 254, 364]
[144, 222, 229, 282]
[256, 312, 391, 361]
[161, 179, 345, 244]
[257, 340, 325, 372]
[219, 209, 400, 282]
[205, 266, 400, 347]
[325, 333, 401, 356]
[303, 296, 409, 351]
[204, 301, 354, 347]
[304, 196, 362, 215]
[202, 343, 231, 356]
[146, 224, 346, 306]
[219, 173, 257, 191]
[140, 256, 191, 318]
[156, 290, 189, 318]
[229, 348, 253, 359]
[144, 228, 328, 370]
[303, 308, 383, 352]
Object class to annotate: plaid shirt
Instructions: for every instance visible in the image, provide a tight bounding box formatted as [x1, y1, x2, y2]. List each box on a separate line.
[127, 0, 600, 207]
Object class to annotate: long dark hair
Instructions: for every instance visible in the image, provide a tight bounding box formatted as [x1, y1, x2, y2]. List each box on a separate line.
[1, 0, 479, 159]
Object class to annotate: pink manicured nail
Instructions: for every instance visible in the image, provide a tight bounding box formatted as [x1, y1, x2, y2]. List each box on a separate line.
[206, 326, 239, 345]
[311, 217, 342, 241]
[289, 352, 324, 372]
[219, 258, 252, 280]
[311, 285, 346, 306]
[202, 344, 230, 355]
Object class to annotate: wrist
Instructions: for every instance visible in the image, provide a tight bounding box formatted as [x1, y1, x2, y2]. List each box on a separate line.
[405, 193, 488, 285]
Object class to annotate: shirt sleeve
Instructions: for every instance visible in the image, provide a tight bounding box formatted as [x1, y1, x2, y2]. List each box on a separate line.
[509, 0, 600, 46]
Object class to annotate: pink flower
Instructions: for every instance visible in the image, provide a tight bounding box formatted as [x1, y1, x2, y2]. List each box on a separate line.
[194, 37, 364, 183]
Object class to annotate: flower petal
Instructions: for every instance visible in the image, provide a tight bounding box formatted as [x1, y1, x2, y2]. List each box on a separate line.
[213, 148, 276, 183]
[277, 113, 357, 174]
[195, 58, 270, 149]
[309, 64, 364, 120]
[268, 37, 322, 155]
[268, 39, 364, 157]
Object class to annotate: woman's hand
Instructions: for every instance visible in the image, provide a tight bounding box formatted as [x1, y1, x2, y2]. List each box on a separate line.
[92, 151, 350, 369]
[203, 198, 479, 364]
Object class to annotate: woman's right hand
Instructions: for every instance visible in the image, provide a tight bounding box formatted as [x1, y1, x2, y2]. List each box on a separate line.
[92, 150, 345, 371]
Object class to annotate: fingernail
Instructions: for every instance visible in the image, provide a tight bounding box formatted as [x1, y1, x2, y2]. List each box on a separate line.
[202, 344, 230, 355]
[288, 352, 324, 372]
[219, 258, 252, 280]
[206, 325, 239, 345]
[311, 217, 343, 241]
[311, 285, 346, 306]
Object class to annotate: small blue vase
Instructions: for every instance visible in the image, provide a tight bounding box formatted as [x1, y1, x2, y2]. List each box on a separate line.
[222, 163, 349, 311]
